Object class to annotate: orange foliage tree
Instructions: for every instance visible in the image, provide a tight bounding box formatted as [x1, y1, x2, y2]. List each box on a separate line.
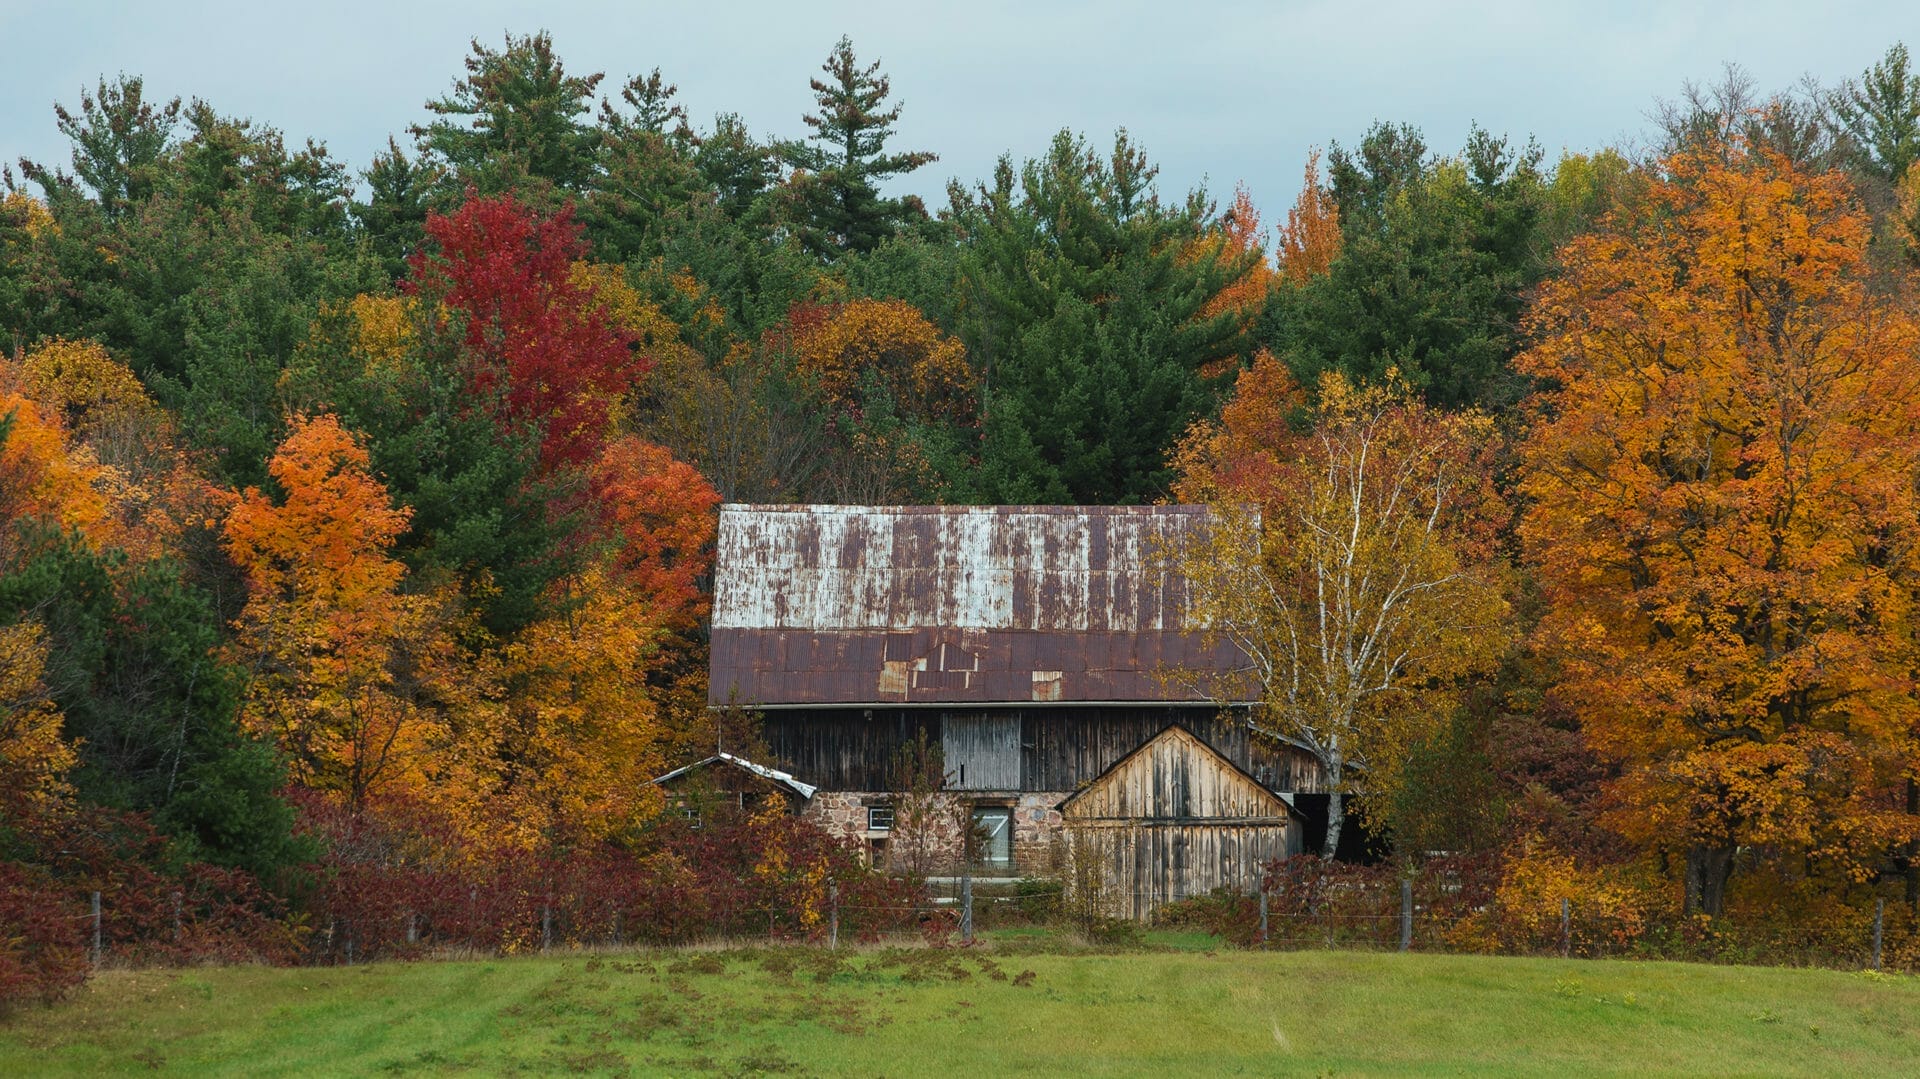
[0, 386, 111, 553]
[1516, 138, 1920, 915]
[1274, 150, 1340, 284]
[223, 414, 464, 812]
[588, 435, 721, 631]
[1173, 357, 1507, 855]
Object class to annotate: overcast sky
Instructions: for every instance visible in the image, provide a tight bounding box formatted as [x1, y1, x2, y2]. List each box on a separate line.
[2, 2, 1912, 225]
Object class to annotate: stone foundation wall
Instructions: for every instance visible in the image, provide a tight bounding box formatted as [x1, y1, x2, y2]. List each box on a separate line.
[804, 791, 1070, 876]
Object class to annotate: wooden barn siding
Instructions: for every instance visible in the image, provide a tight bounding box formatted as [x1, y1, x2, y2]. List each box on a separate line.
[1063, 727, 1282, 819]
[759, 707, 1324, 793]
[1071, 822, 1296, 921]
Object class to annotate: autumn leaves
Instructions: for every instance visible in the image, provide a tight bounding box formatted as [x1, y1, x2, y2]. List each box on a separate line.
[1515, 141, 1920, 912]
[215, 195, 725, 849]
[1178, 132, 1920, 911]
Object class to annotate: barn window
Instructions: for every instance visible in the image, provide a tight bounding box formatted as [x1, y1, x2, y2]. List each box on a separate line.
[971, 806, 1012, 869]
[867, 806, 895, 832]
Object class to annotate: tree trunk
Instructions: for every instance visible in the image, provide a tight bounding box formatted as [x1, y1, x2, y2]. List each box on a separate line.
[1322, 789, 1345, 860]
[1683, 845, 1734, 916]
[1906, 778, 1918, 914]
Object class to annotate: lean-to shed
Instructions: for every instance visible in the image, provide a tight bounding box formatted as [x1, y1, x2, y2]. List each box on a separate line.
[651, 753, 818, 821]
[1059, 725, 1303, 920]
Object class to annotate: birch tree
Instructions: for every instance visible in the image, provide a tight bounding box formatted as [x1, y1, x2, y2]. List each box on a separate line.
[1173, 356, 1508, 856]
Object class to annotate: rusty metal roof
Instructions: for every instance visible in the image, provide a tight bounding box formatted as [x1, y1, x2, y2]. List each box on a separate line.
[709, 505, 1252, 707]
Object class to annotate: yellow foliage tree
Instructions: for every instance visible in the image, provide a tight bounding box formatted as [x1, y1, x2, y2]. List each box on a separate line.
[485, 566, 667, 846]
[787, 297, 973, 422]
[1173, 364, 1507, 856]
[0, 621, 77, 812]
[224, 413, 464, 812]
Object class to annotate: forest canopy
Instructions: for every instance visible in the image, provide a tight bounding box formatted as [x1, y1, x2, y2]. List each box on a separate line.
[6, 32, 1920, 998]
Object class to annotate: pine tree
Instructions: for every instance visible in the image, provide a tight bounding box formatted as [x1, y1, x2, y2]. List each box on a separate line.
[353, 139, 442, 281]
[778, 36, 935, 257]
[18, 75, 180, 220]
[412, 32, 604, 198]
[1830, 43, 1920, 184]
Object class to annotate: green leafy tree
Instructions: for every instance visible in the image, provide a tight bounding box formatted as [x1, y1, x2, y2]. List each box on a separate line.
[778, 36, 936, 257]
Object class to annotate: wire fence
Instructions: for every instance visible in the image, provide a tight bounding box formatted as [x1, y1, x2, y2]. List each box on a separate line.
[60, 875, 1920, 975]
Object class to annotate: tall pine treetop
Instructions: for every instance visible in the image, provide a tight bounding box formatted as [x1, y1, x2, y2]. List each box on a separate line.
[780, 36, 936, 256]
[412, 31, 604, 196]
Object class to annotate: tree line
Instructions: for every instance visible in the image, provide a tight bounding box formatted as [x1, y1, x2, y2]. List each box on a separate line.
[4, 32, 1920, 996]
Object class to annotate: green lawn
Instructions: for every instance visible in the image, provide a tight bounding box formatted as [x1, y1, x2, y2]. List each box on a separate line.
[3, 943, 1915, 1076]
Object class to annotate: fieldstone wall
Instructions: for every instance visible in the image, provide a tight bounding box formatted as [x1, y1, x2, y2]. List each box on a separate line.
[804, 791, 1070, 876]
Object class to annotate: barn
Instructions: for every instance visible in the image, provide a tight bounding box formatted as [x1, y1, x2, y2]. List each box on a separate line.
[707, 503, 1320, 916]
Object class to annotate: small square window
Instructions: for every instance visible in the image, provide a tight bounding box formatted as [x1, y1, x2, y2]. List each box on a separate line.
[868, 806, 895, 832]
[971, 806, 1012, 868]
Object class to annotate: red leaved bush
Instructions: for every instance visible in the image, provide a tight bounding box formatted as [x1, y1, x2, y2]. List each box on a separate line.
[0, 798, 297, 1011]
[291, 792, 926, 963]
[0, 860, 88, 1011]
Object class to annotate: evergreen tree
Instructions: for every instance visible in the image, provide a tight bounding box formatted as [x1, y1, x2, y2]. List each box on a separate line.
[697, 113, 779, 221]
[18, 74, 180, 221]
[1264, 123, 1549, 412]
[583, 69, 705, 262]
[353, 138, 442, 281]
[778, 36, 935, 257]
[1830, 42, 1920, 184]
[412, 31, 603, 199]
[0, 526, 300, 876]
[952, 130, 1254, 503]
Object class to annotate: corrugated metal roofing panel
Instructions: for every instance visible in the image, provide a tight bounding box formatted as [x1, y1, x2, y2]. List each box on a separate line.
[710, 505, 1253, 706]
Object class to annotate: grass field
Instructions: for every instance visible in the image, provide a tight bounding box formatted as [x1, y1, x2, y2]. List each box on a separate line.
[3, 936, 1916, 1076]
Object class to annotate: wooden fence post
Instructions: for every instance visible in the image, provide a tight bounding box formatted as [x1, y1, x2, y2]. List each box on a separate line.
[1872, 898, 1886, 971]
[1400, 879, 1413, 953]
[91, 891, 102, 969]
[1258, 888, 1269, 945]
[541, 903, 552, 953]
[829, 884, 839, 951]
[1560, 898, 1571, 959]
[960, 872, 974, 944]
